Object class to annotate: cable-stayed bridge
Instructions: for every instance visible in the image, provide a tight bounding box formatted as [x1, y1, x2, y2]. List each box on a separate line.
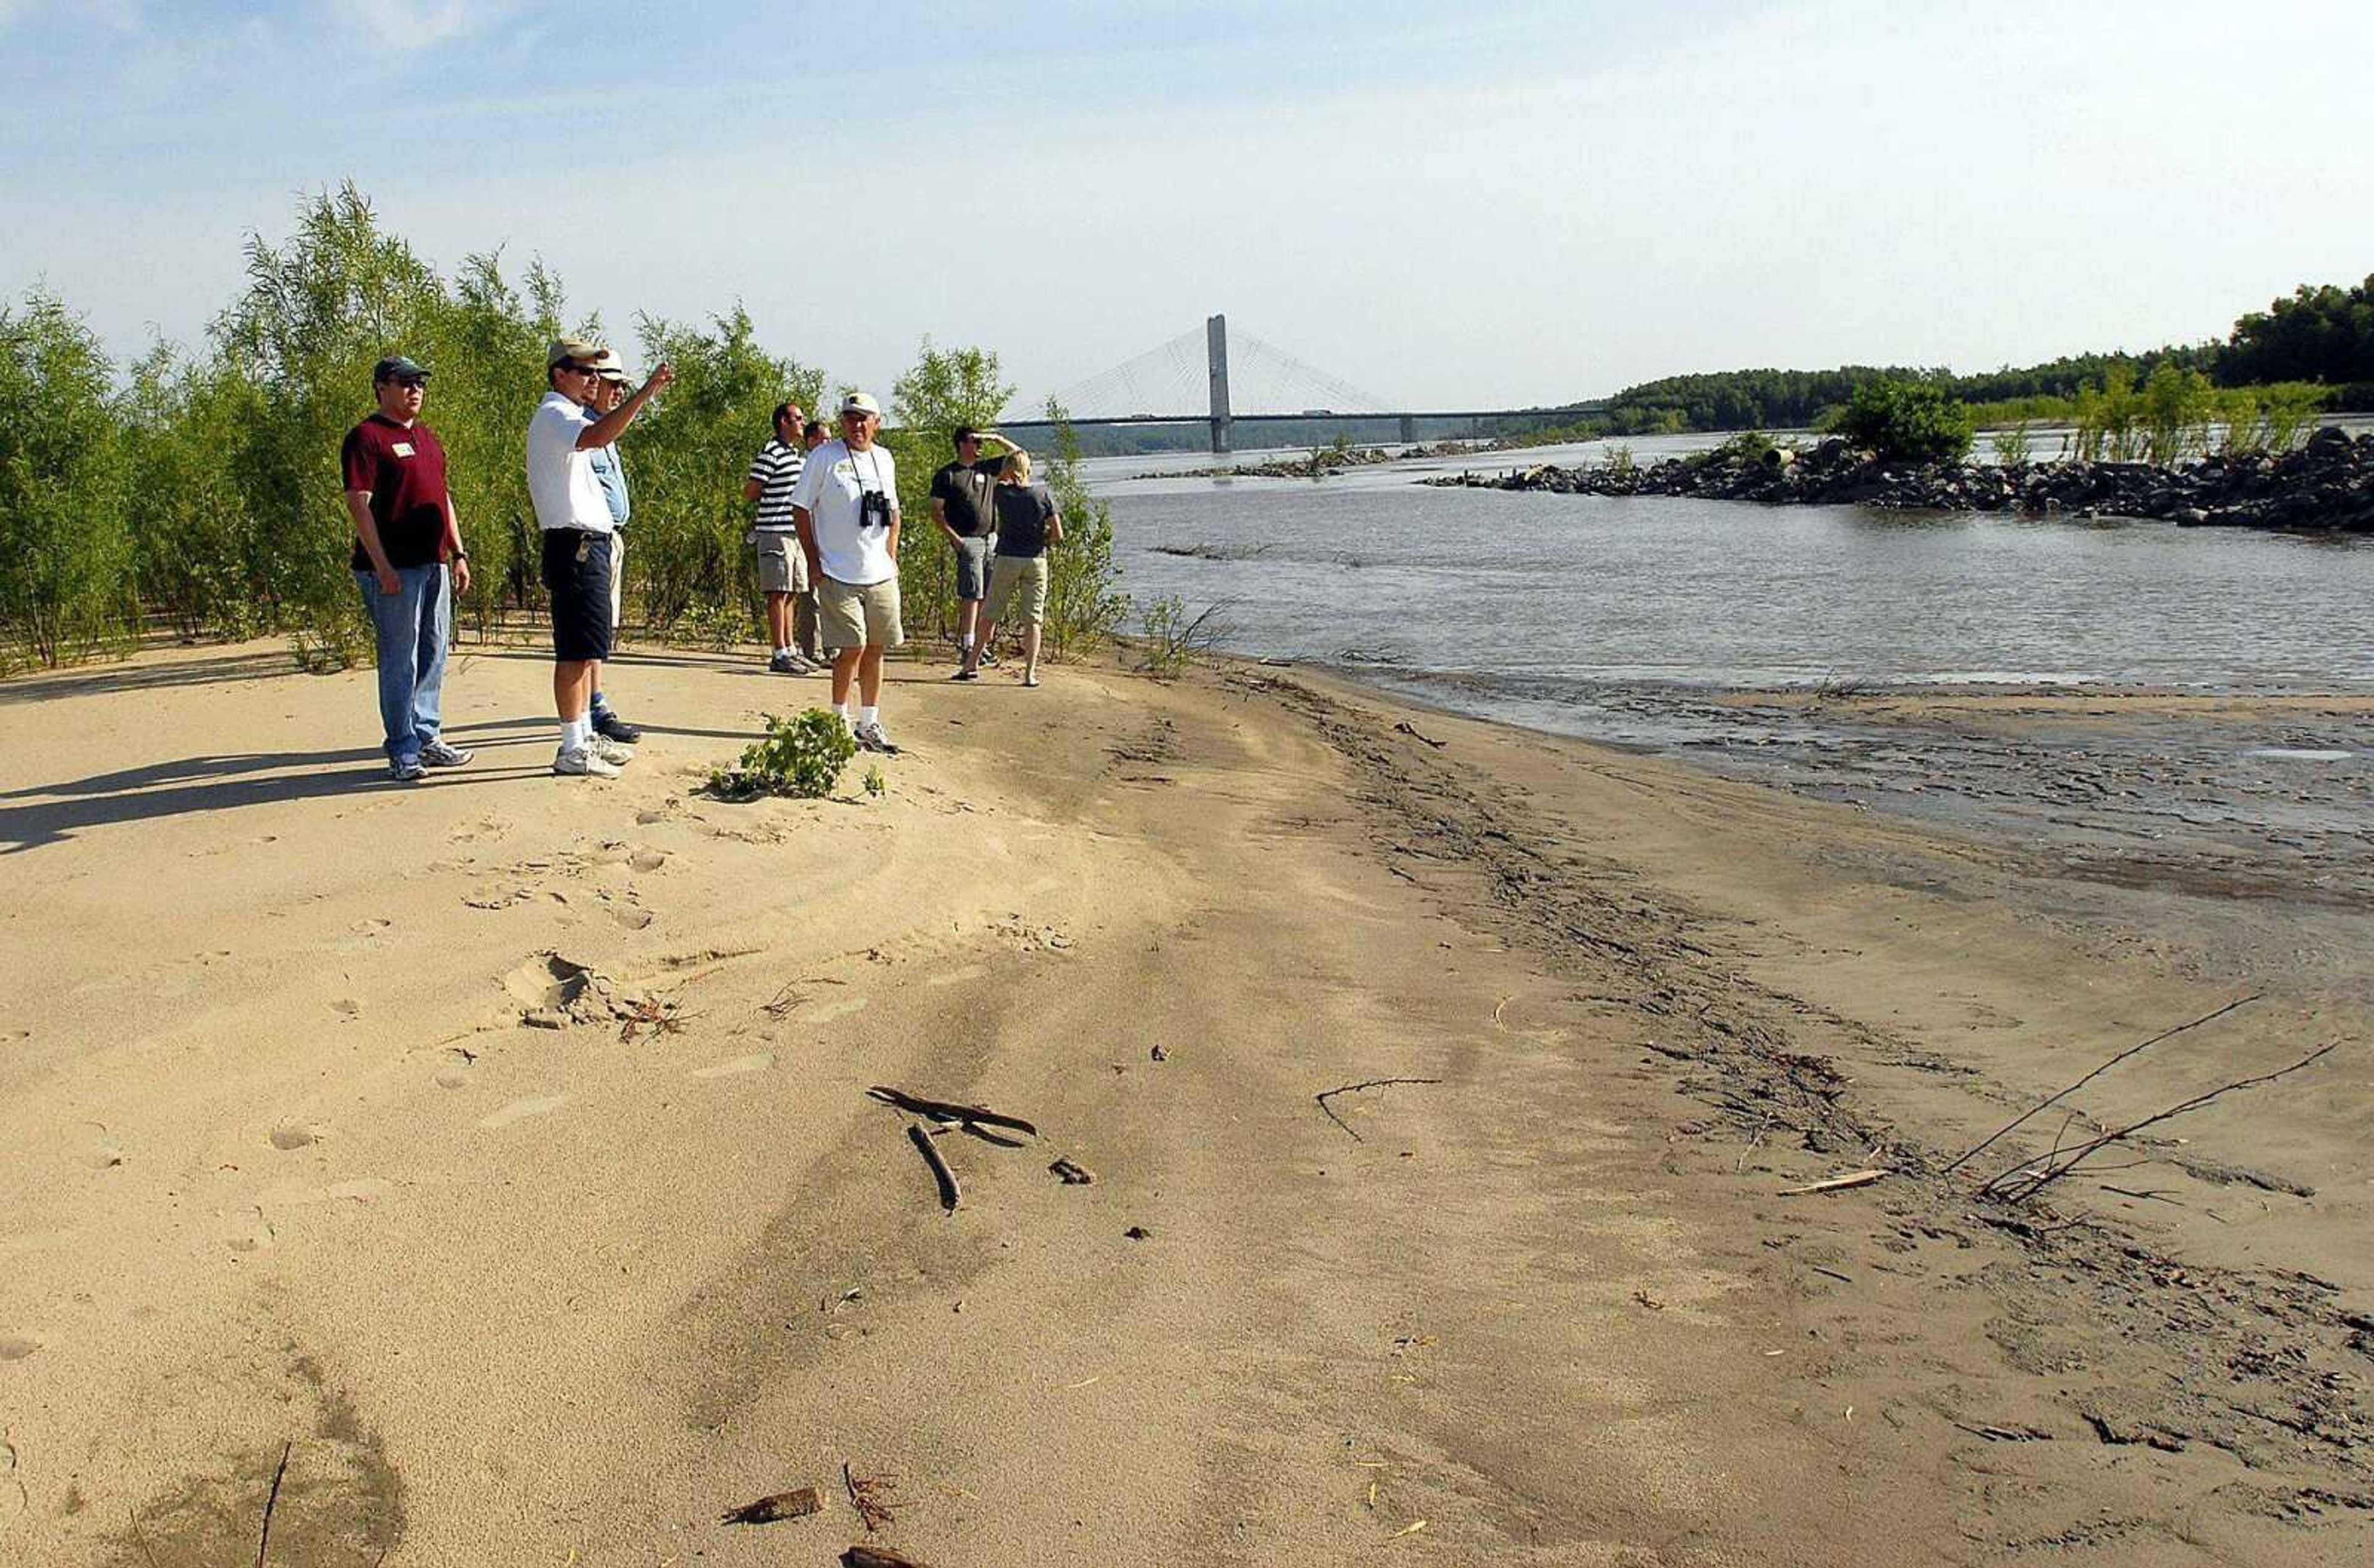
[999, 316, 1606, 454]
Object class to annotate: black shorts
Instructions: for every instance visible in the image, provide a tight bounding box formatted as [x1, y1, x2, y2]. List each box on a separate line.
[541, 530, 615, 663]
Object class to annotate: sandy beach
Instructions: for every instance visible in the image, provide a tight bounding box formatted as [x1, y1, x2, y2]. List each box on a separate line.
[2, 638, 2369, 1566]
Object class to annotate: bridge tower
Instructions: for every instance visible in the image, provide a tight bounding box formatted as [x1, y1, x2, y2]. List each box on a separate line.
[1206, 313, 1232, 456]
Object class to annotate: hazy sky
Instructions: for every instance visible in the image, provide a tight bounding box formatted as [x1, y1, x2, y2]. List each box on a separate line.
[5, 0, 2370, 413]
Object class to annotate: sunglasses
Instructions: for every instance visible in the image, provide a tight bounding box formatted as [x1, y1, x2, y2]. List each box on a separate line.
[389, 376, 427, 389]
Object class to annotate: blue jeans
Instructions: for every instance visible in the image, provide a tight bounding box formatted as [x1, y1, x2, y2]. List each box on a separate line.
[356, 564, 450, 765]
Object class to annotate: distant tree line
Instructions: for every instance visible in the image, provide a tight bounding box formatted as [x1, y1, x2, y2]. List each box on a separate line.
[0, 184, 1127, 672]
[1502, 275, 2374, 445]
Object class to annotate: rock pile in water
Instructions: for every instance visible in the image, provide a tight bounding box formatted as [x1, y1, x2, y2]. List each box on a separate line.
[1428, 425, 2374, 532]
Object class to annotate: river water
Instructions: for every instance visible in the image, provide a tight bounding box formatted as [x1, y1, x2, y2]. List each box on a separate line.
[1082, 436, 2374, 901]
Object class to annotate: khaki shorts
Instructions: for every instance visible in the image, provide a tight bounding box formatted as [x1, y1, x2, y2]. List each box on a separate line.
[818, 575, 904, 651]
[755, 532, 809, 593]
[985, 554, 1049, 626]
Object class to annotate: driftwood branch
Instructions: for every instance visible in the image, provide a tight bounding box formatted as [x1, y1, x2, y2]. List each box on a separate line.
[1982, 1041, 2339, 1203]
[906, 1122, 961, 1212]
[844, 1547, 935, 1568]
[1314, 1077, 1443, 1142]
[867, 1085, 1038, 1138]
[1943, 994, 2261, 1174]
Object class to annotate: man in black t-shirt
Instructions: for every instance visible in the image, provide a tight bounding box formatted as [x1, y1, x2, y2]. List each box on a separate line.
[341, 355, 472, 782]
[929, 426, 1018, 679]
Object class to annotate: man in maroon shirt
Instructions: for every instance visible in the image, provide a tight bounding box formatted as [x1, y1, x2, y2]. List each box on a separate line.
[342, 355, 473, 782]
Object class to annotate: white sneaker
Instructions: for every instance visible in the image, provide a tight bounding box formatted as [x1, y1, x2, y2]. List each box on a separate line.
[553, 745, 621, 778]
[854, 721, 901, 756]
[588, 733, 636, 766]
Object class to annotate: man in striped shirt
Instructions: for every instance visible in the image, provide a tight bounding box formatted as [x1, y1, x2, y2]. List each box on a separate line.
[744, 402, 816, 674]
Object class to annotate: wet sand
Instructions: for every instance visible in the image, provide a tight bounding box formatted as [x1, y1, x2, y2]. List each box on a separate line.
[1, 640, 2368, 1565]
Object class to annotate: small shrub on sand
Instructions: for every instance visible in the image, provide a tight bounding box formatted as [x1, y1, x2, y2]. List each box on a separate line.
[705, 709, 856, 800]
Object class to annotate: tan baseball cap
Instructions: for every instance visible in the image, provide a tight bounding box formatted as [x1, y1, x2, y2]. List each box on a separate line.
[547, 336, 605, 369]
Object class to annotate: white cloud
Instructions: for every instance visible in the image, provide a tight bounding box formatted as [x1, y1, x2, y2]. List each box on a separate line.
[320, 0, 513, 52]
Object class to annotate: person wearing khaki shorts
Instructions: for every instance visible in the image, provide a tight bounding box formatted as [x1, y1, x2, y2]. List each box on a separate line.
[789, 392, 906, 754]
[967, 449, 1063, 689]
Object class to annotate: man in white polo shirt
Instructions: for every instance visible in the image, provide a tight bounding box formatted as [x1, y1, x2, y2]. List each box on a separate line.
[789, 391, 903, 755]
[526, 337, 672, 777]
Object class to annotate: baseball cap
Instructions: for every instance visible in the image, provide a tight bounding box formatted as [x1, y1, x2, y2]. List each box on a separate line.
[373, 355, 430, 383]
[547, 336, 606, 369]
[587, 349, 629, 382]
[840, 391, 882, 418]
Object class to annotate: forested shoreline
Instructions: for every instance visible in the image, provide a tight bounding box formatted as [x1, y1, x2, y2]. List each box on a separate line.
[0, 185, 1126, 674]
[1494, 277, 2374, 446]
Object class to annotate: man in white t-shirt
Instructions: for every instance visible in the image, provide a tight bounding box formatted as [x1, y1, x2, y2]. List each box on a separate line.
[527, 336, 673, 777]
[789, 391, 903, 755]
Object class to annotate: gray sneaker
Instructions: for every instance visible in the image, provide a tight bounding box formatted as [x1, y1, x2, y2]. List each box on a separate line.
[768, 651, 797, 675]
[854, 720, 901, 756]
[553, 745, 621, 778]
[389, 756, 426, 782]
[420, 738, 473, 768]
[589, 733, 636, 766]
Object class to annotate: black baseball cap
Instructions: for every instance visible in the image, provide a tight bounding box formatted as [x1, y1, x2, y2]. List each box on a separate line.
[373, 355, 430, 383]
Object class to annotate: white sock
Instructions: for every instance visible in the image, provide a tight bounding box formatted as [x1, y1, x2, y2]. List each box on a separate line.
[561, 717, 586, 751]
[859, 705, 879, 729]
[959, 634, 973, 651]
[836, 702, 854, 729]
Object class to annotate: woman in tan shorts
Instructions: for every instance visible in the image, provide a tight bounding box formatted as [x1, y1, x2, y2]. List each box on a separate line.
[967, 450, 1065, 688]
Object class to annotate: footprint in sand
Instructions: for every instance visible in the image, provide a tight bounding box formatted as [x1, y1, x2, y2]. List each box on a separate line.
[433, 1066, 471, 1090]
[608, 905, 655, 931]
[804, 996, 869, 1025]
[221, 1207, 275, 1255]
[692, 1053, 774, 1080]
[268, 1123, 321, 1151]
[629, 850, 668, 872]
[81, 1146, 125, 1172]
[926, 965, 988, 988]
[0, 1335, 38, 1362]
[332, 999, 360, 1020]
[1, 1435, 25, 1536]
[479, 1095, 569, 1130]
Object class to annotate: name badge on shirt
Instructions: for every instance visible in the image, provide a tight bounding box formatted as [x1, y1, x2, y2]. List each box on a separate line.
[391, 442, 416, 458]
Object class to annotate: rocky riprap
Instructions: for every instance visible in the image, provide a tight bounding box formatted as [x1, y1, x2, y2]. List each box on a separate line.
[1429, 425, 2374, 532]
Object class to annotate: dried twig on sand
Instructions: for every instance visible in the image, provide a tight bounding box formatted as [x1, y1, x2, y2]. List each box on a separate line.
[128, 1510, 162, 1568]
[1981, 1042, 2341, 1203]
[867, 1086, 1038, 1139]
[843, 1462, 900, 1533]
[1779, 1169, 1887, 1196]
[906, 1122, 961, 1212]
[618, 995, 691, 1045]
[1943, 994, 2262, 1174]
[255, 1439, 292, 1567]
[1314, 1077, 1444, 1142]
